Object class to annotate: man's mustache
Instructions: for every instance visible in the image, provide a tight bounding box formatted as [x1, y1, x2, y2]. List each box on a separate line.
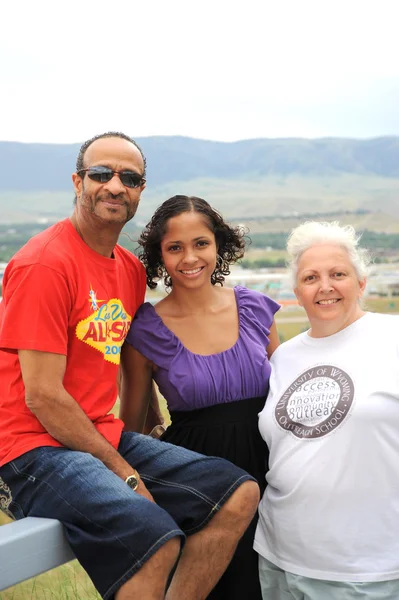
[95, 192, 128, 205]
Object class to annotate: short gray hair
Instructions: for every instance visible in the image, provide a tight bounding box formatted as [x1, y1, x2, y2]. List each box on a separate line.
[287, 221, 372, 284]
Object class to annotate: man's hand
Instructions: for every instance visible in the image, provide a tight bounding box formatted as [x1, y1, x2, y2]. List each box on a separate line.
[135, 478, 155, 503]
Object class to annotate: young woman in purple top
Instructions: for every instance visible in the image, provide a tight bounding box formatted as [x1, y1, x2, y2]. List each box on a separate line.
[120, 195, 279, 599]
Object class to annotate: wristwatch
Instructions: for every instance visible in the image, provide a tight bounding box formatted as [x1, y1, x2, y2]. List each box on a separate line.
[149, 424, 167, 439]
[125, 471, 140, 491]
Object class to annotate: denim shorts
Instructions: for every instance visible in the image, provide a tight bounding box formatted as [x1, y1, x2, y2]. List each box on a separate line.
[258, 555, 399, 600]
[0, 432, 253, 599]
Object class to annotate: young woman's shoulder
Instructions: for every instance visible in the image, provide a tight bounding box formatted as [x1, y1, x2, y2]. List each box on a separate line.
[125, 301, 178, 365]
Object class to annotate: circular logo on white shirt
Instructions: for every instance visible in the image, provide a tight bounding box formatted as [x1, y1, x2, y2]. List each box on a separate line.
[275, 365, 354, 438]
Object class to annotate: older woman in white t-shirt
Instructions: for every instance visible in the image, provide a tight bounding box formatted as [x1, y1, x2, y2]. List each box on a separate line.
[255, 221, 399, 600]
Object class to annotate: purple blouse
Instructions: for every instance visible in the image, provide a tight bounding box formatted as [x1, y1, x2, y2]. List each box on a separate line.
[126, 286, 280, 411]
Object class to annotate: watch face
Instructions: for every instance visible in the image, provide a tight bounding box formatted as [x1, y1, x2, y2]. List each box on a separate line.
[126, 475, 139, 491]
[149, 424, 167, 439]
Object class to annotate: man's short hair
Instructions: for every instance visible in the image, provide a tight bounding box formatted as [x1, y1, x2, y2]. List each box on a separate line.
[76, 132, 147, 178]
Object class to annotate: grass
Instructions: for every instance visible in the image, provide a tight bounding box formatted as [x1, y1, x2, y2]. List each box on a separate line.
[276, 320, 309, 341]
[2, 174, 399, 226]
[364, 297, 399, 313]
[0, 562, 101, 600]
[142, 174, 399, 224]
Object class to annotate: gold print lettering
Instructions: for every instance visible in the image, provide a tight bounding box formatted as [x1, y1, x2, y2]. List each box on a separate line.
[76, 298, 131, 365]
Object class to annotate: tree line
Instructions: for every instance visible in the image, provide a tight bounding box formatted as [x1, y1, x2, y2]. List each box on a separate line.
[0, 223, 398, 263]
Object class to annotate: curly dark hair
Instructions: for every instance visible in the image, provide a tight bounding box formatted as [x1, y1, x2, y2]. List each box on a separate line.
[138, 195, 247, 290]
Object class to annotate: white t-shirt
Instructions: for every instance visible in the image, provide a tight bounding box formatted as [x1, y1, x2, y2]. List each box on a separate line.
[255, 312, 399, 582]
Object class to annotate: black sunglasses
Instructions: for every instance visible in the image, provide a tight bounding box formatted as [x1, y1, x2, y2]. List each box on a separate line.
[78, 165, 145, 189]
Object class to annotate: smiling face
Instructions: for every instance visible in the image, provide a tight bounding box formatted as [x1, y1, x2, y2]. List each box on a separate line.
[72, 136, 146, 226]
[294, 244, 367, 337]
[160, 211, 218, 290]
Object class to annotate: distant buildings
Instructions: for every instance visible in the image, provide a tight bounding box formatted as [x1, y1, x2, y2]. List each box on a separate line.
[1, 262, 399, 304]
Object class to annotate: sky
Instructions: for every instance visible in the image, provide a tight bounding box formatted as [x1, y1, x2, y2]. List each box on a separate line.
[1, 0, 398, 144]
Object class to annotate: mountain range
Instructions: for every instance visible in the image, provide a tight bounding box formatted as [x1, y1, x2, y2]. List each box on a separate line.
[0, 136, 398, 224]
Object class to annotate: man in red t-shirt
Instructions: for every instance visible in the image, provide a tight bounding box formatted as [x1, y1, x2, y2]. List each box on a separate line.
[0, 133, 259, 599]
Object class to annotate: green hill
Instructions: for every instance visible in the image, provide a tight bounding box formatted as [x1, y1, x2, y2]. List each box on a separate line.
[0, 136, 398, 223]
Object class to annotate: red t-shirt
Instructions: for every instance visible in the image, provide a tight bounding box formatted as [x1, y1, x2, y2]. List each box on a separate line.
[0, 218, 146, 466]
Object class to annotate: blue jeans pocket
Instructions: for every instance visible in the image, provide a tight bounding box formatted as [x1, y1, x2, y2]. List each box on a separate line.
[9, 447, 43, 476]
[0, 448, 44, 520]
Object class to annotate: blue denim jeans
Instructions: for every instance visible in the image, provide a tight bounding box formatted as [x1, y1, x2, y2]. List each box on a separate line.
[0, 432, 253, 599]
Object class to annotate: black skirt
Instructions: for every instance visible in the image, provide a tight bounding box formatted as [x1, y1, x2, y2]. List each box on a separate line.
[162, 396, 268, 600]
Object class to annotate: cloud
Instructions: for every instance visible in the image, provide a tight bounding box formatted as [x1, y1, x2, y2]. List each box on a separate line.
[1, 0, 398, 142]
